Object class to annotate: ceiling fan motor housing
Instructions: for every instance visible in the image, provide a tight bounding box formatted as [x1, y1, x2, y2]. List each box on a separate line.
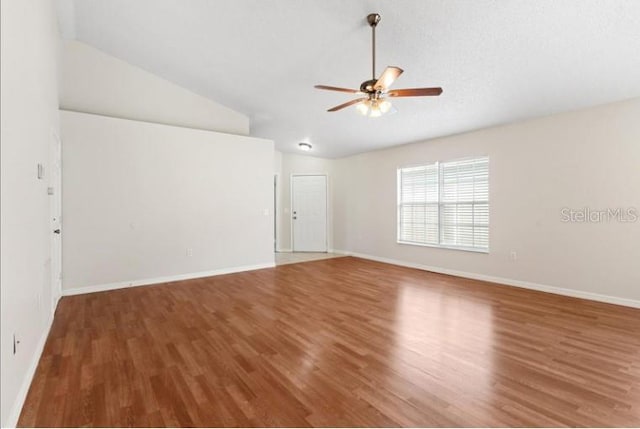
[360, 79, 380, 94]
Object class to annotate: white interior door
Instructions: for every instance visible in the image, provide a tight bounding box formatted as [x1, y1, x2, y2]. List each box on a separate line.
[50, 131, 62, 310]
[292, 175, 327, 252]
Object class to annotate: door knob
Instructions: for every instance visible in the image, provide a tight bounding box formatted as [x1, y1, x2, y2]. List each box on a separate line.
[53, 229, 61, 234]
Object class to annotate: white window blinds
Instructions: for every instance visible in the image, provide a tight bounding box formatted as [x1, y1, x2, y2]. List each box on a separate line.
[398, 164, 439, 245]
[397, 156, 489, 251]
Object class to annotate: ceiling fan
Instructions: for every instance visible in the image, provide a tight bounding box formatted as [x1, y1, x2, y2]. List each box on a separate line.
[315, 13, 443, 117]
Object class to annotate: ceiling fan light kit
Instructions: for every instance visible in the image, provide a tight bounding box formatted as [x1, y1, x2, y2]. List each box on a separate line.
[356, 98, 392, 117]
[315, 13, 443, 117]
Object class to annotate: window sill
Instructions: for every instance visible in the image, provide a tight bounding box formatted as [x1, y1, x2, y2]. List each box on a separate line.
[397, 241, 489, 254]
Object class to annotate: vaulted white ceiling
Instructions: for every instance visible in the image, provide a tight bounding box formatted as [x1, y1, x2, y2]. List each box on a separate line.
[58, 0, 640, 158]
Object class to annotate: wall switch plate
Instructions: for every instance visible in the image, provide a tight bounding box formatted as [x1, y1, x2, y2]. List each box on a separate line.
[186, 248, 193, 257]
[263, 208, 269, 216]
[510, 250, 518, 260]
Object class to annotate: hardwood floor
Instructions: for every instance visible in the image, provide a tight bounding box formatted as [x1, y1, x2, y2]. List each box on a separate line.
[19, 257, 640, 427]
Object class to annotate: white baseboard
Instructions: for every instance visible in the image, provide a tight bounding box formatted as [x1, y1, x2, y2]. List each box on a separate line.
[342, 251, 640, 309]
[5, 305, 57, 428]
[62, 262, 275, 297]
[276, 248, 292, 253]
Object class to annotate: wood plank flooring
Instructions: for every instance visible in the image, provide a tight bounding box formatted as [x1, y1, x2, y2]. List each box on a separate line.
[19, 257, 640, 427]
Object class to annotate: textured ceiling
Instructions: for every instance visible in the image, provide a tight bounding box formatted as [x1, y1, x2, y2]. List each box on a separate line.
[58, 0, 640, 158]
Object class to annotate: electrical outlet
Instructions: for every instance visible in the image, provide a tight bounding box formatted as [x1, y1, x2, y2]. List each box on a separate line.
[186, 248, 193, 257]
[510, 250, 518, 261]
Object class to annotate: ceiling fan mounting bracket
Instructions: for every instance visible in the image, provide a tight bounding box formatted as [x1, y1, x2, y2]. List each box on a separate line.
[367, 13, 381, 28]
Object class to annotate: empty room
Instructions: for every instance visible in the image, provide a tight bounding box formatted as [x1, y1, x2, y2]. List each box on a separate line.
[2, 0, 640, 427]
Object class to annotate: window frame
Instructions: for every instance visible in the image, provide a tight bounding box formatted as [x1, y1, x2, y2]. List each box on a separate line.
[396, 156, 490, 253]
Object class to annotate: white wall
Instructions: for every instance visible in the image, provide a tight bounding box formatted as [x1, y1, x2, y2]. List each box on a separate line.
[0, 0, 60, 426]
[62, 111, 274, 292]
[61, 40, 249, 136]
[334, 98, 640, 304]
[275, 153, 334, 252]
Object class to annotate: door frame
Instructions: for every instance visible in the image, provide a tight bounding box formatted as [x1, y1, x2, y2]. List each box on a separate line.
[49, 129, 62, 312]
[273, 174, 278, 252]
[290, 174, 328, 253]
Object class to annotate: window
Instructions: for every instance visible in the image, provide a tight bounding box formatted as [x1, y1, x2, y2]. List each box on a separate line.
[397, 156, 489, 252]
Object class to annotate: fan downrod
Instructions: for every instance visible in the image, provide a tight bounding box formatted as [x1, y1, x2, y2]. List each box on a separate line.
[367, 13, 381, 79]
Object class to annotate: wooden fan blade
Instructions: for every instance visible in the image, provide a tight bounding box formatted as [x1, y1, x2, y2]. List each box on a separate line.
[375, 66, 404, 90]
[314, 85, 360, 94]
[387, 87, 443, 97]
[327, 98, 368, 112]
